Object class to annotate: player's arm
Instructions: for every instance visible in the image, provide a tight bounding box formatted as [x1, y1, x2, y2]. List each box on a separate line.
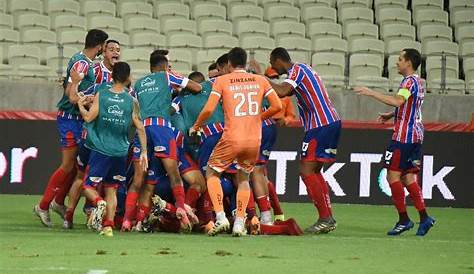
[262, 89, 282, 120]
[66, 69, 85, 104]
[78, 93, 99, 122]
[270, 81, 294, 98]
[353, 86, 406, 107]
[283, 98, 297, 124]
[132, 99, 148, 172]
[169, 72, 202, 94]
[185, 79, 202, 94]
[190, 91, 220, 133]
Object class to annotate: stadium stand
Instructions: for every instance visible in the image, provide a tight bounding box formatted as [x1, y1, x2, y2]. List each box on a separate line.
[0, 0, 471, 94]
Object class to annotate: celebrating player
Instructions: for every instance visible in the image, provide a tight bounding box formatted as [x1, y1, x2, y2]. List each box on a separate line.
[268, 47, 340, 234]
[77, 61, 147, 237]
[191, 47, 282, 236]
[34, 29, 109, 227]
[353, 48, 435, 236]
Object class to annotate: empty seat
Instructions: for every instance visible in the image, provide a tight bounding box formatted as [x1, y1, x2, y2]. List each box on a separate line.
[188, 0, 221, 9]
[88, 16, 123, 32]
[0, 14, 13, 30]
[199, 19, 233, 36]
[376, 7, 411, 26]
[423, 41, 459, 57]
[83, 1, 116, 19]
[307, 22, 342, 39]
[21, 29, 57, 61]
[229, 4, 263, 21]
[155, 2, 189, 23]
[131, 33, 166, 51]
[0, 29, 20, 59]
[261, 0, 294, 6]
[464, 57, 474, 90]
[460, 41, 474, 58]
[106, 31, 130, 47]
[119, 2, 153, 18]
[374, 0, 407, 10]
[287, 50, 310, 64]
[385, 39, 421, 55]
[312, 37, 348, 53]
[387, 54, 402, 89]
[224, 0, 259, 8]
[0, 0, 5, 13]
[414, 9, 448, 27]
[381, 23, 416, 42]
[337, 0, 371, 9]
[426, 55, 464, 94]
[350, 53, 389, 91]
[162, 19, 197, 35]
[47, 0, 80, 19]
[17, 14, 50, 31]
[449, 0, 474, 13]
[249, 49, 272, 69]
[193, 3, 226, 22]
[451, 10, 474, 29]
[455, 25, 474, 44]
[344, 22, 378, 40]
[311, 52, 346, 88]
[196, 48, 223, 72]
[167, 33, 203, 48]
[264, 5, 300, 21]
[46, 45, 78, 75]
[8, 45, 41, 67]
[240, 35, 275, 50]
[10, 0, 42, 17]
[168, 48, 193, 72]
[301, 6, 337, 23]
[271, 21, 305, 38]
[297, 0, 336, 8]
[349, 38, 384, 56]
[59, 30, 87, 50]
[419, 25, 452, 43]
[124, 17, 160, 34]
[277, 36, 311, 51]
[54, 15, 87, 35]
[339, 7, 373, 25]
[234, 20, 270, 37]
[411, 0, 443, 11]
[203, 33, 239, 49]
[121, 48, 150, 71]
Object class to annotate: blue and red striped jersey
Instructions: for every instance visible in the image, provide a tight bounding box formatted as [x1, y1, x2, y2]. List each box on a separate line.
[93, 61, 112, 85]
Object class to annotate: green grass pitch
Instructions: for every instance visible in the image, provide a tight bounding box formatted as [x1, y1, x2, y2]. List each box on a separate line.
[0, 194, 472, 274]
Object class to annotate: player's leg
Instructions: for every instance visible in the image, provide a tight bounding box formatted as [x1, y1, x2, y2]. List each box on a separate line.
[232, 169, 251, 237]
[180, 153, 206, 210]
[251, 166, 272, 224]
[101, 185, 117, 237]
[123, 137, 145, 231]
[267, 179, 284, 221]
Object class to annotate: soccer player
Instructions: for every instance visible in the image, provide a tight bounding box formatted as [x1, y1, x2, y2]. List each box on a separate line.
[94, 39, 120, 84]
[191, 47, 282, 236]
[208, 62, 219, 78]
[34, 29, 109, 227]
[77, 61, 147, 237]
[354, 48, 435, 236]
[133, 52, 202, 232]
[268, 47, 340, 234]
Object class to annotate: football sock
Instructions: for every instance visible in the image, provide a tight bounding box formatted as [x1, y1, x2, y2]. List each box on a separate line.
[207, 176, 224, 213]
[389, 181, 409, 223]
[315, 173, 333, 216]
[123, 191, 139, 221]
[302, 173, 330, 219]
[53, 170, 76, 206]
[185, 188, 201, 209]
[267, 181, 284, 215]
[236, 189, 250, 218]
[172, 185, 186, 209]
[39, 168, 68, 210]
[406, 182, 428, 221]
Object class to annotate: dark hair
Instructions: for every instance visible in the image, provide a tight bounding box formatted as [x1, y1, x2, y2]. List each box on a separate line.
[188, 71, 205, 83]
[270, 47, 291, 63]
[402, 48, 421, 71]
[216, 54, 228, 67]
[84, 29, 109, 49]
[228, 47, 247, 68]
[149, 52, 168, 68]
[112, 62, 130, 83]
[106, 39, 120, 46]
[208, 62, 217, 71]
[154, 49, 169, 56]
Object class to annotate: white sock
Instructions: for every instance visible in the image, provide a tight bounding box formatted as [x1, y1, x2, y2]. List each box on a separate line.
[216, 211, 226, 222]
[261, 210, 272, 224]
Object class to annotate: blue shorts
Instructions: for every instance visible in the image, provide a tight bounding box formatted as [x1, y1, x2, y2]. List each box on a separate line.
[131, 135, 142, 162]
[57, 115, 83, 148]
[76, 141, 91, 172]
[83, 150, 128, 189]
[198, 133, 237, 174]
[178, 151, 199, 175]
[300, 120, 341, 162]
[146, 125, 178, 161]
[384, 140, 422, 174]
[257, 124, 277, 165]
[154, 175, 174, 203]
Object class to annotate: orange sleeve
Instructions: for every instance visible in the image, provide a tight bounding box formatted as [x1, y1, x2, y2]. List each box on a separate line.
[262, 89, 282, 121]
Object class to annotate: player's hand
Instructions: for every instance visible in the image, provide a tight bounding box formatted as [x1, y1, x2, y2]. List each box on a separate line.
[70, 69, 84, 84]
[248, 59, 262, 75]
[353, 86, 374, 96]
[189, 126, 201, 137]
[139, 152, 148, 172]
[377, 112, 394, 124]
[78, 95, 87, 106]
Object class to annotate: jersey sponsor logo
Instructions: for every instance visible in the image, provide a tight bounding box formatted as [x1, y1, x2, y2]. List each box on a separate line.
[133, 147, 141, 153]
[112, 175, 126, 182]
[89, 176, 103, 183]
[148, 169, 155, 176]
[154, 146, 166, 152]
[262, 150, 271, 157]
[230, 77, 256, 83]
[324, 148, 337, 155]
[140, 77, 156, 88]
[107, 105, 124, 116]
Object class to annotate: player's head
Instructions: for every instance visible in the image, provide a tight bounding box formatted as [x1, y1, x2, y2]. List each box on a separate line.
[216, 53, 230, 75]
[112, 61, 131, 86]
[84, 29, 109, 57]
[103, 40, 120, 67]
[149, 51, 168, 72]
[208, 62, 219, 78]
[189, 71, 205, 83]
[152, 49, 171, 69]
[227, 47, 247, 70]
[397, 48, 421, 76]
[270, 47, 292, 75]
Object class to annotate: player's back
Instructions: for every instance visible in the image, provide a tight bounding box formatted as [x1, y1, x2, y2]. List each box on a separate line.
[134, 72, 172, 121]
[215, 70, 272, 143]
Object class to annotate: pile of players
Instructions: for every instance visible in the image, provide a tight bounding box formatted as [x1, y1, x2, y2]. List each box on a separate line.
[33, 29, 436, 238]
